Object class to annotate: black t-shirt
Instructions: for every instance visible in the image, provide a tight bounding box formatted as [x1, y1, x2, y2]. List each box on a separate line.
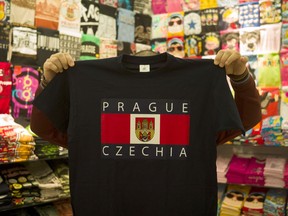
[33, 53, 244, 216]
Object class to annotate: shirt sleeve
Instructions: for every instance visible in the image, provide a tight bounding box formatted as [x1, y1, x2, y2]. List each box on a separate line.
[31, 72, 70, 147]
[216, 74, 261, 145]
[213, 67, 245, 143]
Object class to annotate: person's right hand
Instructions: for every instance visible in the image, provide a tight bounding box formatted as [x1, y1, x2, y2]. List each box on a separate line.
[43, 53, 75, 83]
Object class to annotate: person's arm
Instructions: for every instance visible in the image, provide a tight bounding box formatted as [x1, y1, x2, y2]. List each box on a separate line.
[30, 53, 74, 148]
[214, 50, 261, 144]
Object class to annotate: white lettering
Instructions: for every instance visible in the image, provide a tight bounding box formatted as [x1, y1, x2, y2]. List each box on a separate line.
[132, 102, 141, 112]
[182, 103, 188, 113]
[129, 146, 135, 156]
[166, 103, 173, 112]
[118, 102, 124, 112]
[103, 102, 109, 111]
[142, 146, 149, 156]
[155, 146, 164, 157]
[149, 102, 156, 112]
[170, 147, 173, 157]
[102, 146, 109, 156]
[179, 148, 187, 157]
[116, 146, 123, 156]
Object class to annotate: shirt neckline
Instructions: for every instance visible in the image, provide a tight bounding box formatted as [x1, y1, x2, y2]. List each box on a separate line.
[118, 52, 174, 76]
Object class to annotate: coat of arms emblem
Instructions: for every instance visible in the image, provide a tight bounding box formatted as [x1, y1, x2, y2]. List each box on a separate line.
[135, 117, 155, 142]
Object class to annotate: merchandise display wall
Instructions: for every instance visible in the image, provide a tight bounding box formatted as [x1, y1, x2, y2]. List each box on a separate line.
[0, 0, 288, 215]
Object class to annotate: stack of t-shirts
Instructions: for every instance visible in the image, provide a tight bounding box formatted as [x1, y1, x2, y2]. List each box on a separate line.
[0, 175, 12, 209]
[0, 114, 37, 162]
[0, 164, 40, 206]
[263, 188, 287, 216]
[26, 124, 68, 159]
[226, 155, 250, 184]
[49, 160, 70, 198]
[219, 184, 251, 216]
[242, 187, 267, 216]
[261, 116, 285, 146]
[24, 160, 63, 203]
[217, 154, 232, 183]
[264, 157, 286, 188]
[217, 184, 227, 215]
[244, 157, 266, 186]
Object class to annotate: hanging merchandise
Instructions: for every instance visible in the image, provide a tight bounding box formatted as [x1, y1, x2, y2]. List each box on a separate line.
[10, 0, 35, 26]
[258, 23, 281, 54]
[151, 0, 166, 15]
[184, 10, 202, 36]
[0, 23, 10, 62]
[283, 0, 288, 23]
[134, 13, 151, 45]
[59, 32, 81, 60]
[118, 0, 134, 11]
[239, 27, 260, 56]
[36, 27, 60, 66]
[165, 0, 182, 13]
[35, 0, 60, 30]
[151, 38, 167, 53]
[79, 34, 100, 60]
[95, 4, 117, 40]
[218, 6, 240, 31]
[200, 7, 219, 33]
[151, 13, 168, 40]
[11, 65, 40, 119]
[257, 53, 281, 88]
[133, 0, 151, 15]
[58, 0, 81, 34]
[259, 0, 282, 25]
[80, 0, 100, 36]
[99, 0, 117, 8]
[0, 62, 12, 114]
[99, 38, 117, 58]
[220, 30, 240, 52]
[117, 41, 136, 56]
[182, 0, 200, 11]
[280, 51, 288, 87]
[0, 0, 10, 23]
[239, 2, 260, 28]
[167, 37, 185, 58]
[117, 8, 135, 43]
[202, 31, 221, 56]
[167, 12, 184, 38]
[184, 34, 202, 57]
[9, 26, 37, 66]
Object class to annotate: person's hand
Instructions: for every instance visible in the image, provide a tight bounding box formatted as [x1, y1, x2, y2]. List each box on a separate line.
[214, 50, 248, 76]
[43, 53, 75, 83]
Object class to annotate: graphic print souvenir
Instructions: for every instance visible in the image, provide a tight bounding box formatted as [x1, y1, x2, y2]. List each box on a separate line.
[282, 24, 288, 50]
[151, 14, 168, 39]
[10, 26, 37, 66]
[239, 2, 260, 28]
[33, 53, 244, 215]
[11, 65, 40, 119]
[35, 0, 60, 30]
[259, 0, 281, 25]
[118, 0, 133, 11]
[166, 0, 182, 13]
[167, 37, 185, 58]
[0, 0, 10, 22]
[36, 28, 60, 66]
[10, 0, 35, 26]
[80, 34, 100, 60]
[184, 34, 202, 57]
[220, 30, 239, 51]
[117, 8, 135, 43]
[218, 6, 240, 31]
[200, 7, 219, 33]
[151, 0, 166, 14]
[151, 38, 167, 53]
[0, 23, 9, 62]
[182, 0, 200, 11]
[167, 12, 184, 38]
[117, 41, 136, 56]
[257, 23, 281, 54]
[239, 27, 260, 56]
[58, 0, 81, 34]
[80, 1, 100, 36]
[257, 53, 281, 88]
[280, 51, 288, 87]
[184, 10, 202, 36]
[133, 0, 151, 15]
[99, 0, 117, 8]
[0, 62, 12, 114]
[95, 4, 117, 40]
[134, 13, 151, 45]
[59, 32, 81, 60]
[202, 32, 221, 56]
[283, 0, 288, 23]
[99, 38, 117, 58]
[258, 87, 280, 120]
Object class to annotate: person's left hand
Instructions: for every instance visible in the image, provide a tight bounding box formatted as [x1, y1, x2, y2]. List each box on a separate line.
[214, 50, 248, 76]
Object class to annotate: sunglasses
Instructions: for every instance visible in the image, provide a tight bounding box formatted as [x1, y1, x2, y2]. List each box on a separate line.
[226, 192, 244, 201]
[167, 46, 183, 52]
[246, 197, 264, 203]
[168, 20, 182, 26]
